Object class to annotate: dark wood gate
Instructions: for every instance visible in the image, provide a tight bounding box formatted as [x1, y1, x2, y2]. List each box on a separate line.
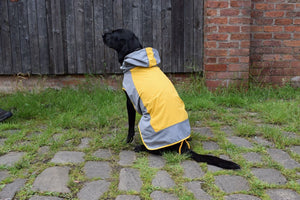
[0, 0, 203, 75]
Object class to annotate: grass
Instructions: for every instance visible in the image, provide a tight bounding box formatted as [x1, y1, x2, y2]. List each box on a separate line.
[0, 77, 300, 199]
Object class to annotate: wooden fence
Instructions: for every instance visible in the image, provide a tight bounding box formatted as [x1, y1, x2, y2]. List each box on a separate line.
[0, 0, 203, 75]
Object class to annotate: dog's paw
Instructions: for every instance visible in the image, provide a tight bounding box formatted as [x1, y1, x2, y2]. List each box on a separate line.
[126, 135, 134, 143]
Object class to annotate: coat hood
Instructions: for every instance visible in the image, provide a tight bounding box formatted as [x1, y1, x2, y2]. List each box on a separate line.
[121, 47, 161, 73]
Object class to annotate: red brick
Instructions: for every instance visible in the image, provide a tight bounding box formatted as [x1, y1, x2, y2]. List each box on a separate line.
[285, 26, 300, 32]
[255, 3, 274, 10]
[252, 47, 273, 54]
[231, 1, 251, 8]
[274, 34, 291, 39]
[231, 33, 249, 40]
[220, 57, 240, 63]
[294, 33, 300, 39]
[207, 34, 228, 41]
[251, 26, 264, 32]
[263, 41, 282, 47]
[275, 19, 293, 25]
[273, 47, 293, 54]
[273, 61, 291, 68]
[241, 41, 250, 48]
[229, 49, 249, 56]
[204, 41, 217, 48]
[284, 40, 300, 47]
[206, 1, 228, 8]
[294, 19, 300, 25]
[265, 11, 285, 18]
[287, 11, 300, 18]
[207, 9, 218, 16]
[228, 64, 249, 72]
[229, 18, 251, 24]
[207, 17, 228, 24]
[205, 64, 227, 72]
[205, 26, 218, 33]
[254, 18, 273, 25]
[263, 54, 281, 61]
[291, 61, 300, 67]
[219, 26, 240, 33]
[250, 40, 263, 47]
[264, 26, 283, 32]
[276, 4, 295, 10]
[251, 11, 264, 18]
[216, 72, 234, 79]
[241, 26, 251, 32]
[219, 42, 239, 48]
[205, 72, 217, 79]
[220, 9, 240, 16]
[206, 57, 217, 63]
[206, 49, 228, 56]
[240, 57, 250, 63]
[241, 9, 251, 17]
[253, 33, 272, 39]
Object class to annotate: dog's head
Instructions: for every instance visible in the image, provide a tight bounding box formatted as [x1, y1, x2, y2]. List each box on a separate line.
[102, 29, 142, 64]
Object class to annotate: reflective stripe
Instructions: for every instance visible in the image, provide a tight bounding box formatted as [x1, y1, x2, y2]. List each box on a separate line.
[138, 119, 191, 150]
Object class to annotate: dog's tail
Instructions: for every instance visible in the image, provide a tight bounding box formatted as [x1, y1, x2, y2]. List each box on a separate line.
[189, 150, 240, 170]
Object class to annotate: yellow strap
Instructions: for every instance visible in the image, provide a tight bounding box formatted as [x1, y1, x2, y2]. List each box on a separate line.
[185, 140, 191, 149]
[179, 141, 184, 155]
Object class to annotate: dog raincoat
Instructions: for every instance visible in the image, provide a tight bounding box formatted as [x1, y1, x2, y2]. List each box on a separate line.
[121, 47, 191, 150]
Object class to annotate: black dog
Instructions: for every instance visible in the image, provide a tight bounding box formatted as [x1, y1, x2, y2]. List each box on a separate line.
[103, 29, 240, 170]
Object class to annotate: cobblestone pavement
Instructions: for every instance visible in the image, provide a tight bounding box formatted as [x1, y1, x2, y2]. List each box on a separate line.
[0, 126, 299, 200]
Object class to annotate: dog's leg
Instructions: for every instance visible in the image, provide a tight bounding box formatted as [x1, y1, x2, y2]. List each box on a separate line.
[125, 92, 136, 143]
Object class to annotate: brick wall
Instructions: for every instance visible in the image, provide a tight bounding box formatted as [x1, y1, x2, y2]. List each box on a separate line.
[250, 0, 300, 86]
[204, 0, 300, 89]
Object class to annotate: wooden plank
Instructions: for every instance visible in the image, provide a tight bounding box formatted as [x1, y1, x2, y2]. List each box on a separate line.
[152, 0, 162, 58]
[84, 0, 94, 74]
[28, 0, 40, 74]
[161, 0, 172, 72]
[113, 0, 123, 73]
[103, 0, 115, 73]
[8, 0, 22, 74]
[60, 0, 68, 74]
[142, 0, 152, 47]
[18, 0, 31, 74]
[123, 0, 133, 31]
[184, 0, 194, 72]
[171, 0, 184, 72]
[0, 0, 4, 74]
[94, 0, 104, 73]
[51, 0, 65, 74]
[37, 0, 50, 74]
[74, 0, 85, 74]
[0, 0, 12, 74]
[194, 0, 204, 71]
[46, 0, 63, 74]
[65, 0, 76, 74]
[113, 0, 123, 29]
[132, 0, 142, 40]
[45, 0, 54, 74]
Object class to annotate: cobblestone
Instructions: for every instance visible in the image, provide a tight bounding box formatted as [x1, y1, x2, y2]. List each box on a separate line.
[32, 166, 70, 193]
[251, 168, 287, 185]
[214, 175, 250, 193]
[152, 170, 175, 188]
[1, 126, 299, 199]
[267, 149, 300, 169]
